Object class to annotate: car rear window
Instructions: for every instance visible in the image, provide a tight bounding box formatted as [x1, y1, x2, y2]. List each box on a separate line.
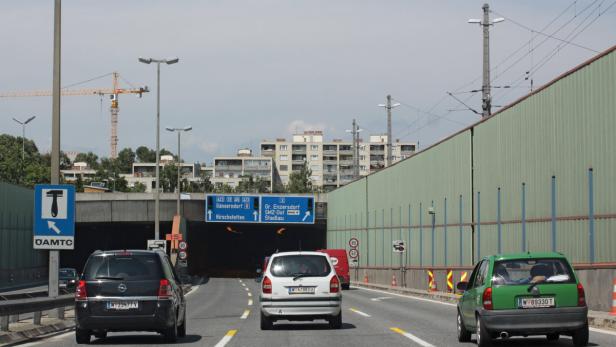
[59, 269, 76, 277]
[492, 258, 575, 286]
[270, 255, 331, 277]
[82, 254, 163, 281]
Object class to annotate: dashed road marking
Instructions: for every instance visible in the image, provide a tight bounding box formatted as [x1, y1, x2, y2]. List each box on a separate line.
[241, 309, 250, 319]
[370, 296, 392, 302]
[245, 287, 249, 291]
[247, 292, 252, 297]
[390, 327, 436, 347]
[590, 327, 616, 336]
[214, 329, 237, 347]
[241, 283, 246, 287]
[238, 279, 243, 283]
[248, 299, 253, 306]
[349, 308, 371, 317]
[354, 286, 457, 307]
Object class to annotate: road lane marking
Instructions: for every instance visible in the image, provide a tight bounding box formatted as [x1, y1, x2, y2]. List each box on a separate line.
[247, 292, 252, 297]
[242, 283, 246, 287]
[590, 327, 616, 336]
[353, 286, 456, 307]
[239, 279, 243, 283]
[214, 329, 237, 347]
[390, 327, 436, 347]
[349, 308, 371, 317]
[245, 287, 249, 291]
[248, 299, 253, 306]
[241, 309, 250, 319]
[370, 296, 392, 302]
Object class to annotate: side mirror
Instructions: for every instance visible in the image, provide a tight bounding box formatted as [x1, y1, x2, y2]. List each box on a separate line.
[456, 281, 468, 292]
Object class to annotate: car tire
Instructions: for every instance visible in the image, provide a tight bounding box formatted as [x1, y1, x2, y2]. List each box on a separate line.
[75, 328, 91, 344]
[177, 311, 187, 338]
[572, 322, 589, 347]
[260, 311, 273, 330]
[94, 331, 107, 339]
[457, 310, 471, 342]
[546, 333, 559, 342]
[163, 315, 178, 342]
[341, 283, 350, 290]
[475, 315, 491, 347]
[329, 311, 342, 329]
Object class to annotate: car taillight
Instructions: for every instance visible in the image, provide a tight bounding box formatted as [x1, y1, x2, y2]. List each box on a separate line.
[577, 283, 586, 307]
[75, 280, 87, 301]
[482, 287, 493, 310]
[330, 275, 340, 293]
[158, 279, 172, 299]
[262, 276, 272, 294]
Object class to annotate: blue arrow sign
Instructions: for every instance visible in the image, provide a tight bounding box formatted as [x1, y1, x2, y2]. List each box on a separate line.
[206, 195, 260, 223]
[33, 184, 75, 250]
[261, 196, 315, 224]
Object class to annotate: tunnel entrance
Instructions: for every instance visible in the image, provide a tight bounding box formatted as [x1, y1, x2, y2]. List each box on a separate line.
[187, 221, 326, 278]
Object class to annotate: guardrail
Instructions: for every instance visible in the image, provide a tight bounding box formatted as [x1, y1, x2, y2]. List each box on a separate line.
[0, 294, 74, 331]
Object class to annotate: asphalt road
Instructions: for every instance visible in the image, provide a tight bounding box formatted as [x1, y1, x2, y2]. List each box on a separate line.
[17, 278, 616, 347]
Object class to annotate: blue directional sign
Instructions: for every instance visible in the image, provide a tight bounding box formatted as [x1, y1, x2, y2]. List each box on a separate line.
[206, 195, 260, 223]
[33, 184, 75, 250]
[261, 196, 315, 224]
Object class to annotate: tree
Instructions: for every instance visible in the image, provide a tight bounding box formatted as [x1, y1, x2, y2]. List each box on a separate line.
[135, 146, 156, 163]
[116, 148, 135, 173]
[286, 162, 312, 193]
[74, 152, 99, 170]
[161, 162, 178, 193]
[236, 175, 270, 193]
[0, 134, 50, 187]
[130, 181, 147, 193]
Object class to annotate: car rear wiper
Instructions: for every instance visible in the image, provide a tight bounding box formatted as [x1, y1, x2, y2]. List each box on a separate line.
[292, 273, 311, 281]
[94, 276, 124, 280]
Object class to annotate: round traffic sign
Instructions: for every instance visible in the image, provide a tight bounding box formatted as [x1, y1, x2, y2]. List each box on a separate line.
[349, 238, 359, 248]
[348, 249, 359, 259]
[330, 257, 339, 266]
[178, 241, 188, 250]
[178, 251, 188, 260]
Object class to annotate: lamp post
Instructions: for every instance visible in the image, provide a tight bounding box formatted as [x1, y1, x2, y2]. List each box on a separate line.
[166, 126, 192, 216]
[378, 95, 400, 167]
[12, 116, 36, 161]
[138, 57, 179, 240]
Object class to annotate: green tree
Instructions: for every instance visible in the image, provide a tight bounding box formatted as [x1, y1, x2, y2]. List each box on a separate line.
[161, 162, 178, 193]
[135, 146, 155, 162]
[130, 181, 147, 192]
[0, 134, 50, 187]
[74, 151, 99, 169]
[116, 148, 136, 173]
[286, 162, 312, 193]
[236, 175, 270, 193]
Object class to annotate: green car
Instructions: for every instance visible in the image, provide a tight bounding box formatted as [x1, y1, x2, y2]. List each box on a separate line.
[456, 252, 588, 347]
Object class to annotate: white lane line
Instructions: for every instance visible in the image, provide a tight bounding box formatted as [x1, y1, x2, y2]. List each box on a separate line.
[214, 329, 237, 347]
[248, 299, 253, 306]
[370, 296, 392, 302]
[238, 279, 243, 283]
[240, 309, 250, 319]
[590, 327, 616, 336]
[185, 285, 200, 297]
[390, 327, 436, 347]
[247, 292, 252, 297]
[241, 283, 246, 287]
[349, 308, 371, 317]
[244, 287, 249, 291]
[353, 286, 456, 307]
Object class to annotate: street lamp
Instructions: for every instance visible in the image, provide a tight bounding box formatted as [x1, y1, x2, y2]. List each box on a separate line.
[138, 56, 179, 240]
[12, 116, 36, 160]
[166, 126, 192, 217]
[378, 95, 400, 167]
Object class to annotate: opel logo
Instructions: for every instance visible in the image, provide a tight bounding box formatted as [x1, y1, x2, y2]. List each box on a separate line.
[118, 283, 127, 293]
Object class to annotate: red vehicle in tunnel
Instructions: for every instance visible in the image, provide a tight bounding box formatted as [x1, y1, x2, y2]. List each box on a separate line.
[317, 249, 350, 290]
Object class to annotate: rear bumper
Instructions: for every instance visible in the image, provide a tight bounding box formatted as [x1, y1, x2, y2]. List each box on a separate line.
[481, 306, 587, 335]
[260, 296, 341, 319]
[75, 300, 175, 331]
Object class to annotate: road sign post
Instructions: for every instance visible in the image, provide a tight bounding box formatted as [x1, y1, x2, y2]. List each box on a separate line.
[392, 240, 406, 287]
[349, 238, 360, 281]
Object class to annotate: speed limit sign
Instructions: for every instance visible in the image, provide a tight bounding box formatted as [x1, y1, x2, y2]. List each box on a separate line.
[348, 249, 359, 259]
[178, 251, 188, 260]
[349, 238, 359, 248]
[178, 241, 188, 250]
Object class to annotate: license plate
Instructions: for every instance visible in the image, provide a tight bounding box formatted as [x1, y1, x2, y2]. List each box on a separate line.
[106, 301, 139, 310]
[518, 297, 555, 309]
[288, 286, 315, 294]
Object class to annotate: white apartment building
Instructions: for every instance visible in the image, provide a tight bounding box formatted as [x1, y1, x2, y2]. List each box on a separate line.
[125, 155, 202, 192]
[260, 131, 416, 191]
[60, 162, 97, 182]
[209, 149, 274, 191]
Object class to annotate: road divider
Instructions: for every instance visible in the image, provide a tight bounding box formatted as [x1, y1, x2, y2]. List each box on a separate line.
[214, 329, 237, 347]
[390, 327, 435, 347]
[349, 308, 371, 317]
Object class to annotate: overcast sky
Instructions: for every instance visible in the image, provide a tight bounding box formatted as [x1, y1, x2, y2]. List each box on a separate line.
[1, 0, 615, 164]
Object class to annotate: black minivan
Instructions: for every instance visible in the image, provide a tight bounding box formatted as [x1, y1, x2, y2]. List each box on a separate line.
[75, 250, 187, 344]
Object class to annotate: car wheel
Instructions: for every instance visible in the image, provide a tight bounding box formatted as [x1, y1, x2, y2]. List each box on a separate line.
[457, 310, 471, 342]
[475, 315, 491, 347]
[163, 315, 178, 342]
[572, 322, 589, 347]
[75, 328, 91, 344]
[177, 311, 187, 338]
[341, 283, 350, 290]
[94, 331, 107, 339]
[260, 311, 273, 330]
[329, 311, 342, 329]
[546, 333, 559, 342]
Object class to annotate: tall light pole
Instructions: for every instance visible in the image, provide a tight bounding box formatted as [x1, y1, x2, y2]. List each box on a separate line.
[468, 3, 504, 117]
[12, 116, 36, 160]
[138, 57, 179, 240]
[166, 126, 192, 216]
[345, 119, 363, 179]
[378, 95, 400, 167]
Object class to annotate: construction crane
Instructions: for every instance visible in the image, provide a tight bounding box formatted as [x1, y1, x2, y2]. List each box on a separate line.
[0, 72, 149, 158]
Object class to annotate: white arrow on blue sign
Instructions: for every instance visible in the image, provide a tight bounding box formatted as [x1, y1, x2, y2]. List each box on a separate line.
[261, 196, 315, 224]
[206, 195, 260, 223]
[33, 184, 75, 250]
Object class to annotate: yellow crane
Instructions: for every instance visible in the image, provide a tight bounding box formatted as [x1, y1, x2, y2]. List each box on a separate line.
[0, 72, 149, 158]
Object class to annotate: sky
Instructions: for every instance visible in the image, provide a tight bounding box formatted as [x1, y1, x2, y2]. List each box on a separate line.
[1, 0, 615, 164]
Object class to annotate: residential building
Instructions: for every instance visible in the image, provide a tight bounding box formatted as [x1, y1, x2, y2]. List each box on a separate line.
[125, 155, 202, 192]
[261, 131, 416, 191]
[60, 162, 97, 182]
[210, 149, 275, 191]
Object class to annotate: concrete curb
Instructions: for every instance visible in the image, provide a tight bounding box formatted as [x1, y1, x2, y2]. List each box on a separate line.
[0, 320, 74, 346]
[351, 281, 616, 331]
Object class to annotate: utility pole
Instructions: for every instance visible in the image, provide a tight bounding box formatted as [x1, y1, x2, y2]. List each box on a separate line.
[346, 119, 363, 179]
[49, 0, 62, 318]
[378, 95, 400, 167]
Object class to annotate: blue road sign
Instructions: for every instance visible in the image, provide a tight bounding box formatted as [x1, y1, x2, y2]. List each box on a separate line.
[261, 196, 315, 224]
[33, 184, 75, 250]
[206, 195, 260, 223]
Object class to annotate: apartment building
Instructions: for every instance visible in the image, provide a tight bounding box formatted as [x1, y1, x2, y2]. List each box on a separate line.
[60, 162, 97, 182]
[125, 155, 202, 192]
[260, 131, 416, 191]
[209, 149, 274, 191]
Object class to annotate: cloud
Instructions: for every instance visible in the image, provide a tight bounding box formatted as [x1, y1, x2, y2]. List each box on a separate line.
[286, 120, 327, 135]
